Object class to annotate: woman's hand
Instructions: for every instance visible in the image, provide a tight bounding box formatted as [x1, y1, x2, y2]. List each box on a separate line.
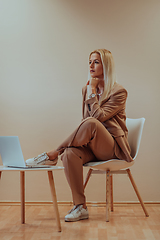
[86, 78, 99, 87]
[87, 78, 104, 96]
[86, 78, 98, 97]
[90, 78, 99, 89]
[86, 78, 99, 94]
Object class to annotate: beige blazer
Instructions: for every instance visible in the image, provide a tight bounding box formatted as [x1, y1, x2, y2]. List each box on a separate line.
[82, 83, 133, 162]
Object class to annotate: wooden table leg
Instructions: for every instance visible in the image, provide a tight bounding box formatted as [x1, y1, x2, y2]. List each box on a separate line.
[110, 174, 114, 212]
[48, 171, 61, 232]
[106, 170, 110, 222]
[20, 171, 25, 224]
[0, 171, 2, 179]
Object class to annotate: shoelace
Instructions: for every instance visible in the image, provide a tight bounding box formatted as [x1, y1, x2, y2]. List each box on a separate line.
[34, 153, 47, 163]
[68, 206, 77, 214]
[68, 205, 83, 214]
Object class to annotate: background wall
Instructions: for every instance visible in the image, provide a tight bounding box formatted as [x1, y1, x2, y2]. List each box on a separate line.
[0, 0, 160, 203]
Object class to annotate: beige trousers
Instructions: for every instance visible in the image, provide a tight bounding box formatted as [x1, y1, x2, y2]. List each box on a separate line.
[58, 117, 116, 206]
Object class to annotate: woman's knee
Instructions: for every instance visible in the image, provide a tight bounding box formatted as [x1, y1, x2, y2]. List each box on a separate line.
[83, 116, 98, 123]
[61, 148, 71, 164]
[81, 117, 100, 128]
[61, 147, 82, 165]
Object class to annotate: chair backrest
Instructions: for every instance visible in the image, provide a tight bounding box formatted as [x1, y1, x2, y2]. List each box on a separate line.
[126, 118, 145, 160]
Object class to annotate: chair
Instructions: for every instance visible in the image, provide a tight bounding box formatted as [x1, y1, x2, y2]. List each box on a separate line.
[83, 118, 149, 221]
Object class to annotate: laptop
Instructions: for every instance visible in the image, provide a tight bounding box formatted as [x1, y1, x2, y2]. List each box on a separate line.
[0, 136, 51, 168]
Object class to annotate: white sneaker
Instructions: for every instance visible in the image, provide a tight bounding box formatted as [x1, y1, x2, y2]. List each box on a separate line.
[26, 152, 58, 166]
[65, 205, 89, 222]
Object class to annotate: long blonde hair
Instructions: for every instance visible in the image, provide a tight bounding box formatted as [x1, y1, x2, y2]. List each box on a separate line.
[88, 49, 117, 103]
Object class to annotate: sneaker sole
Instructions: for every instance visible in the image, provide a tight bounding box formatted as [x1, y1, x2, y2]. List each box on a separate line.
[65, 215, 89, 222]
[26, 158, 58, 167]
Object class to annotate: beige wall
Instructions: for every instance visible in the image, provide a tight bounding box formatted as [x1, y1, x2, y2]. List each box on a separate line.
[0, 0, 160, 203]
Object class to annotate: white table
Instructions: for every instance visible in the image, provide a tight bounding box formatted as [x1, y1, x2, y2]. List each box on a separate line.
[0, 166, 64, 232]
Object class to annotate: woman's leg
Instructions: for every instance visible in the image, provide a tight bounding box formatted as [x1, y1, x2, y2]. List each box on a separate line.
[56, 117, 115, 160]
[47, 150, 59, 160]
[47, 117, 115, 160]
[61, 146, 96, 207]
[59, 117, 116, 206]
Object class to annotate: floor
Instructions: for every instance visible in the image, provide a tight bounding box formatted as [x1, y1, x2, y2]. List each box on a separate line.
[0, 204, 159, 240]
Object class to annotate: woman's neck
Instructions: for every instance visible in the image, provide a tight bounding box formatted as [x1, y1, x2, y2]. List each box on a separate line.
[97, 79, 104, 94]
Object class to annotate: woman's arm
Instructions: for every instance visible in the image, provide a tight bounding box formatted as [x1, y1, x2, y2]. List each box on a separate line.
[86, 78, 98, 98]
[84, 87, 127, 122]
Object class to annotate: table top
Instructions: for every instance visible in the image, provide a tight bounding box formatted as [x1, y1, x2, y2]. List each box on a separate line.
[0, 165, 64, 171]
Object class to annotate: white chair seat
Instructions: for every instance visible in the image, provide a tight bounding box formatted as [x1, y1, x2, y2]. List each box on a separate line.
[84, 159, 134, 171]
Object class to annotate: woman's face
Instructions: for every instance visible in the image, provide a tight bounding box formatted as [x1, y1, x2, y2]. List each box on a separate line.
[89, 53, 104, 79]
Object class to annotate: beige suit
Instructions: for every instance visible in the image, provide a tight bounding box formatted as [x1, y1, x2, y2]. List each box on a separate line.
[82, 83, 133, 163]
[57, 83, 133, 205]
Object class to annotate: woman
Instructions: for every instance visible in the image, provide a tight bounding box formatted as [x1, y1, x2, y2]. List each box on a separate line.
[26, 49, 133, 222]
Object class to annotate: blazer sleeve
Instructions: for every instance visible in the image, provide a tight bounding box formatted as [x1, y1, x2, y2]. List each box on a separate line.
[84, 88, 127, 122]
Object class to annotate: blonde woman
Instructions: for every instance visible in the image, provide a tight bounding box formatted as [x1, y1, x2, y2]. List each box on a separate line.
[26, 49, 133, 222]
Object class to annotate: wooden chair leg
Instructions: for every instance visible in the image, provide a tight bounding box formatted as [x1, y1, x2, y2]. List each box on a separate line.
[126, 169, 149, 217]
[84, 169, 93, 189]
[106, 170, 110, 222]
[47, 171, 61, 232]
[20, 171, 25, 224]
[110, 175, 113, 212]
